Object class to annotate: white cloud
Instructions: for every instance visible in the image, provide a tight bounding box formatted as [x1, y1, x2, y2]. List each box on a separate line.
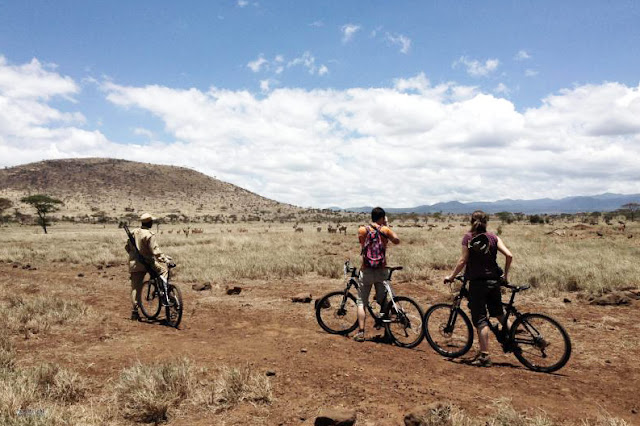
[494, 83, 510, 95]
[453, 56, 500, 78]
[3, 56, 640, 207]
[341, 24, 361, 43]
[386, 33, 411, 54]
[515, 50, 531, 60]
[318, 65, 328, 76]
[525, 69, 539, 77]
[237, 0, 249, 7]
[247, 55, 268, 72]
[309, 21, 323, 28]
[134, 128, 154, 139]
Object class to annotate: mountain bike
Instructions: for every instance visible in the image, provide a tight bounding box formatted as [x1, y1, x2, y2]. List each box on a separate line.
[423, 276, 571, 372]
[315, 260, 425, 348]
[138, 263, 183, 328]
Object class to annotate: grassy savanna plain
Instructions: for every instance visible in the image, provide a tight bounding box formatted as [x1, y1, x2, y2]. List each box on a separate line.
[0, 220, 639, 425]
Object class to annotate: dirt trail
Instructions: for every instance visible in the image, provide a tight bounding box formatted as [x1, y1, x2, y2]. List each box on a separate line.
[3, 262, 639, 425]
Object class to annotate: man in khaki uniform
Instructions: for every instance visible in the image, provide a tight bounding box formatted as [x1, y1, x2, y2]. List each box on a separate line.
[125, 213, 172, 320]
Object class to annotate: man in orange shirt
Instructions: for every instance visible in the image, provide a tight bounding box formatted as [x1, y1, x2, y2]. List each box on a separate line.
[354, 207, 400, 342]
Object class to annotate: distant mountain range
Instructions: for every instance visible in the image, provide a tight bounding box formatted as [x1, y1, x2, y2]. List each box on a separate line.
[343, 193, 640, 215]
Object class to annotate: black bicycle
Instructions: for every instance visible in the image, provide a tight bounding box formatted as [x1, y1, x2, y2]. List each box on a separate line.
[315, 260, 425, 348]
[423, 276, 571, 372]
[138, 263, 183, 328]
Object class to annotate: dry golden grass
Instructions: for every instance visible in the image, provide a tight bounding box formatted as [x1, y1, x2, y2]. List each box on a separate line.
[1, 219, 638, 295]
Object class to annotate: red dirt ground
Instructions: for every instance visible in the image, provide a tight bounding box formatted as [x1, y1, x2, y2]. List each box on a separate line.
[3, 262, 639, 425]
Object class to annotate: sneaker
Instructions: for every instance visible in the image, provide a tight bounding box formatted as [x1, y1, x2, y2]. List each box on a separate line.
[353, 330, 365, 342]
[131, 309, 141, 321]
[468, 352, 492, 367]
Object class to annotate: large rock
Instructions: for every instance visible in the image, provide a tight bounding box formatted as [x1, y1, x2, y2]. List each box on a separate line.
[192, 282, 212, 291]
[292, 293, 312, 303]
[314, 408, 356, 426]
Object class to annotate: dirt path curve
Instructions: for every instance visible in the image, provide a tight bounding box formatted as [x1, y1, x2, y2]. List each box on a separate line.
[3, 262, 639, 425]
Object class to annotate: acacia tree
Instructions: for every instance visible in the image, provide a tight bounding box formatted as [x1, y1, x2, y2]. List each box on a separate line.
[0, 198, 12, 223]
[20, 194, 63, 234]
[621, 202, 639, 221]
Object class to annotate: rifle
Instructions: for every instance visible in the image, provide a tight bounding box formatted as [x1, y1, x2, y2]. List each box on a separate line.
[123, 224, 159, 279]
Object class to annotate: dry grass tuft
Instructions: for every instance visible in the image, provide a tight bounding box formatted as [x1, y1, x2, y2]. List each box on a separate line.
[211, 365, 273, 408]
[3, 295, 88, 338]
[113, 357, 200, 423]
[0, 331, 15, 371]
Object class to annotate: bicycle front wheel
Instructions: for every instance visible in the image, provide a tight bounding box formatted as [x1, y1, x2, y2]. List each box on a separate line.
[423, 303, 473, 358]
[315, 291, 359, 335]
[384, 296, 425, 349]
[164, 284, 183, 328]
[138, 280, 162, 319]
[511, 313, 571, 373]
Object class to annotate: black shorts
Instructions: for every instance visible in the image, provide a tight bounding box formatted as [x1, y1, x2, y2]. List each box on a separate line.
[468, 280, 504, 328]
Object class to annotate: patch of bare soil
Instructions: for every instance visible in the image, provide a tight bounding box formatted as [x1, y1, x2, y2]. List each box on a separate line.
[2, 262, 639, 425]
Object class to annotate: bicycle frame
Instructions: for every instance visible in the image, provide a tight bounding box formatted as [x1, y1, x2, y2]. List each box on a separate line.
[341, 261, 402, 322]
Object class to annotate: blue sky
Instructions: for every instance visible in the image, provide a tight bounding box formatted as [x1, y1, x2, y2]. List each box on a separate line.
[1, 1, 639, 207]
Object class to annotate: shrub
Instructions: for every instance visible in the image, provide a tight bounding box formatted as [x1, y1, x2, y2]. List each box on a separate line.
[212, 365, 273, 408]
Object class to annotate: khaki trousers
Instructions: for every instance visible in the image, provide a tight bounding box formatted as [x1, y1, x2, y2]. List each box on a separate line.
[130, 263, 168, 309]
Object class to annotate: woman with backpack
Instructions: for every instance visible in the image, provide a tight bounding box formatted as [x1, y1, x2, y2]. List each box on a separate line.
[444, 210, 513, 367]
[354, 207, 400, 342]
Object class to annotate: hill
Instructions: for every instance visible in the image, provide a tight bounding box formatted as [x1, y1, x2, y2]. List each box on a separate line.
[0, 158, 313, 223]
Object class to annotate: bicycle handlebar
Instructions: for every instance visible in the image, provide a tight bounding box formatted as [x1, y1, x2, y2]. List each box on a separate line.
[449, 275, 530, 292]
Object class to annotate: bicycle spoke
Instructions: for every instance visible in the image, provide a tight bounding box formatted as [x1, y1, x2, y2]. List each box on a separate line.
[511, 314, 571, 372]
[385, 296, 424, 348]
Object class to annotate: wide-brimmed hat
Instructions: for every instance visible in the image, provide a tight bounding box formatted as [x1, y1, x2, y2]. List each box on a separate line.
[140, 213, 156, 223]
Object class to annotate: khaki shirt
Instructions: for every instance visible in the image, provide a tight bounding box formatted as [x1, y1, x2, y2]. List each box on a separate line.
[125, 228, 169, 273]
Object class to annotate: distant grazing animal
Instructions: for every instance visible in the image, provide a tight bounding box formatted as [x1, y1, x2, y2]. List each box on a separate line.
[618, 221, 626, 232]
[338, 225, 347, 235]
[327, 225, 337, 234]
[192, 228, 204, 234]
[183, 227, 191, 237]
[167, 229, 174, 234]
[295, 227, 304, 233]
[317, 227, 322, 232]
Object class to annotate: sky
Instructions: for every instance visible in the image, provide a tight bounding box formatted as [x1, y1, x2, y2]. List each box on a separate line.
[1, 0, 639, 208]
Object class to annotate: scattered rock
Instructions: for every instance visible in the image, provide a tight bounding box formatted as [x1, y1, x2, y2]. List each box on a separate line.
[632, 408, 637, 414]
[292, 293, 312, 303]
[226, 286, 242, 295]
[314, 408, 356, 426]
[22, 264, 31, 270]
[77, 273, 84, 278]
[192, 282, 212, 291]
[265, 370, 276, 376]
[300, 348, 308, 353]
[96, 265, 104, 270]
[12, 264, 18, 268]
[314, 298, 331, 310]
[563, 298, 571, 303]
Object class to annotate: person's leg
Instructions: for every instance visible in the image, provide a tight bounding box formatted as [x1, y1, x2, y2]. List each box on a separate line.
[130, 272, 145, 319]
[356, 271, 374, 338]
[468, 281, 492, 365]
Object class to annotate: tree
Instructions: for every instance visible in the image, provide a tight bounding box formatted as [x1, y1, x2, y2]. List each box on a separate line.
[621, 202, 639, 221]
[20, 194, 63, 234]
[495, 211, 514, 224]
[0, 198, 13, 222]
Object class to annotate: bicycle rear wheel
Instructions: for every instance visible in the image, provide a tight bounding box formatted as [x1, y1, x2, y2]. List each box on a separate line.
[164, 284, 183, 328]
[384, 296, 425, 349]
[138, 280, 162, 320]
[315, 291, 359, 335]
[510, 313, 571, 373]
[423, 303, 473, 358]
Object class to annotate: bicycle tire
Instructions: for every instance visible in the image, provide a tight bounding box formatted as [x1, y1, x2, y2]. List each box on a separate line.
[510, 313, 571, 373]
[315, 291, 359, 335]
[164, 284, 183, 328]
[138, 280, 162, 320]
[384, 296, 425, 349]
[423, 303, 474, 358]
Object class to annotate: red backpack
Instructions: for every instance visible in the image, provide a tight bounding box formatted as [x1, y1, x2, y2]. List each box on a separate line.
[361, 226, 386, 268]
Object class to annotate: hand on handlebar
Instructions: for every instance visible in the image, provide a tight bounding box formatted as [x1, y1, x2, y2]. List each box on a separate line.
[443, 276, 454, 284]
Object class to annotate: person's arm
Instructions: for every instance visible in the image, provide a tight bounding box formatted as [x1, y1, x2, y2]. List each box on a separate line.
[496, 237, 513, 281]
[445, 245, 469, 283]
[148, 233, 169, 263]
[381, 217, 400, 244]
